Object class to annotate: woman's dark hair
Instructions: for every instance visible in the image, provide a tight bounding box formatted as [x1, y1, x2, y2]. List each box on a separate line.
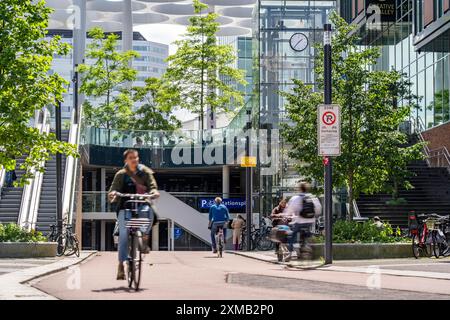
[123, 149, 138, 160]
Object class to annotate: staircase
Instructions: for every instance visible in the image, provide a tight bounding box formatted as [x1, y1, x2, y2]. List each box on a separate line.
[0, 158, 27, 225]
[35, 130, 69, 234]
[357, 161, 450, 228]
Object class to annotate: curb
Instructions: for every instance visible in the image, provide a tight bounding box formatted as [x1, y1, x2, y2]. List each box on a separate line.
[0, 251, 97, 300]
[227, 250, 326, 270]
[228, 251, 450, 281]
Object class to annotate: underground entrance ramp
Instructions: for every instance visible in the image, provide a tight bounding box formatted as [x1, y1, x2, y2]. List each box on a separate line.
[155, 191, 212, 245]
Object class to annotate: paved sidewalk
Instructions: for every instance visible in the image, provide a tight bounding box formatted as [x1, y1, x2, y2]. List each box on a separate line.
[32, 251, 450, 299]
[0, 251, 96, 300]
[230, 250, 450, 280]
[0, 257, 62, 276]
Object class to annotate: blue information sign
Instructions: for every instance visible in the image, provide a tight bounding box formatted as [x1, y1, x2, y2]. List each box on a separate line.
[199, 198, 246, 210]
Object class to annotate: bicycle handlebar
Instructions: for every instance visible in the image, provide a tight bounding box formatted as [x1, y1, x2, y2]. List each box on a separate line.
[114, 192, 158, 200]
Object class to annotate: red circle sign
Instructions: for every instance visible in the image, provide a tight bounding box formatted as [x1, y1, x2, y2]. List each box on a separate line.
[322, 111, 336, 125]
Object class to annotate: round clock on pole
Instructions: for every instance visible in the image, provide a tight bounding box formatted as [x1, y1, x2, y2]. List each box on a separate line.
[289, 33, 308, 52]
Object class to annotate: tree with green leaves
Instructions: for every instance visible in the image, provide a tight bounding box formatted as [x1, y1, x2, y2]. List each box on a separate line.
[282, 12, 424, 220]
[78, 27, 139, 131]
[162, 0, 247, 131]
[132, 77, 181, 133]
[0, 0, 77, 185]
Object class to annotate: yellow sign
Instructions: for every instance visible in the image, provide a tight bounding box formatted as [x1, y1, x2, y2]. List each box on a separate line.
[240, 156, 257, 167]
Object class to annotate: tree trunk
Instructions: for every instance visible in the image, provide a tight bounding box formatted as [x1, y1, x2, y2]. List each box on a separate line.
[347, 172, 354, 221]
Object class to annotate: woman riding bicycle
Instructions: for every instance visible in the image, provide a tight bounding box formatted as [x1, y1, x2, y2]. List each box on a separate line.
[108, 149, 160, 280]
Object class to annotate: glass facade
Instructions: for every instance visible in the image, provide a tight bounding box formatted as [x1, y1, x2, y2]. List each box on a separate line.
[341, 0, 450, 129]
[253, 0, 336, 216]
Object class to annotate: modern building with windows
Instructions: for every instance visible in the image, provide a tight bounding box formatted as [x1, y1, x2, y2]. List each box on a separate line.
[338, 0, 450, 151]
[253, 0, 336, 216]
[46, 30, 168, 120]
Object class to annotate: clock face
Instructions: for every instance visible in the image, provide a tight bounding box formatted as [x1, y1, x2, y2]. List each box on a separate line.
[289, 33, 308, 52]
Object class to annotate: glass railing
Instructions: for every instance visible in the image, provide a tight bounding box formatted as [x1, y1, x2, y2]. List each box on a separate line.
[82, 191, 115, 213]
[81, 126, 251, 149]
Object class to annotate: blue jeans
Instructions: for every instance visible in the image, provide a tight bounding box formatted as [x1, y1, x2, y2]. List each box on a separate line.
[210, 221, 227, 251]
[117, 204, 154, 263]
[288, 223, 313, 252]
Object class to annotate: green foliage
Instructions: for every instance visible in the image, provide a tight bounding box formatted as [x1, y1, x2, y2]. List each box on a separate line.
[161, 0, 247, 130]
[0, 223, 47, 242]
[78, 27, 139, 130]
[132, 77, 181, 132]
[331, 220, 408, 243]
[0, 0, 78, 185]
[282, 12, 425, 219]
[386, 197, 408, 206]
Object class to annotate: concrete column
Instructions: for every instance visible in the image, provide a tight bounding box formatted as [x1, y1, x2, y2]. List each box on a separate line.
[100, 168, 106, 212]
[222, 165, 230, 199]
[100, 220, 106, 251]
[151, 223, 159, 251]
[122, 0, 133, 54]
[73, 0, 86, 66]
[91, 220, 96, 250]
[73, 0, 86, 116]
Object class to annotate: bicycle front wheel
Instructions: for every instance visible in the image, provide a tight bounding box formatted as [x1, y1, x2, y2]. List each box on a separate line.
[129, 234, 142, 290]
[55, 234, 66, 257]
[432, 231, 441, 259]
[412, 234, 423, 258]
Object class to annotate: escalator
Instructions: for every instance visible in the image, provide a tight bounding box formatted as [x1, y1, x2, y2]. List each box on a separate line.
[0, 158, 27, 225]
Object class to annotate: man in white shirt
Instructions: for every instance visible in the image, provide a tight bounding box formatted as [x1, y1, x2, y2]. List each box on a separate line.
[286, 182, 322, 256]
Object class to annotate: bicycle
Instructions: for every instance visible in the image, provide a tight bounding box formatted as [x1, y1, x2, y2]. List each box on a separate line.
[115, 192, 155, 291]
[409, 213, 432, 259]
[428, 214, 450, 258]
[215, 225, 225, 258]
[270, 223, 313, 262]
[48, 221, 79, 257]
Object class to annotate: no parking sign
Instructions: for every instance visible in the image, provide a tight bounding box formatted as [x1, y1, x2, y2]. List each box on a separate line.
[318, 104, 341, 156]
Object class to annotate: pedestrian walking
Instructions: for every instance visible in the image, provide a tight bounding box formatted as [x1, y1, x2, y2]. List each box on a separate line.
[231, 215, 246, 250]
[270, 198, 289, 254]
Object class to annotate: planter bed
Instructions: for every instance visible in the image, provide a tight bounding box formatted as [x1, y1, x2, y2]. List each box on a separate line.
[310, 243, 411, 260]
[0, 242, 57, 258]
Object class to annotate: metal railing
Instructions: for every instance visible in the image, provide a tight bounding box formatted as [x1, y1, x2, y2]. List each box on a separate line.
[19, 109, 50, 230]
[412, 117, 450, 170]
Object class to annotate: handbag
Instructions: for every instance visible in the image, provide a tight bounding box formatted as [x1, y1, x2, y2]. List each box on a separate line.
[228, 220, 234, 229]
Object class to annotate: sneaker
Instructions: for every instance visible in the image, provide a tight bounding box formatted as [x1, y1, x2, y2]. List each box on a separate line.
[116, 263, 125, 280]
[213, 249, 218, 254]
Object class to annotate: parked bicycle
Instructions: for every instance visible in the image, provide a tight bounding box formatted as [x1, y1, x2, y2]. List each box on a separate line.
[48, 222, 80, 257]
[240, 218, 274, 251]
[409, 212, 435, 259]
[116, 192, 155, 291]
[426, 214, 450, 258]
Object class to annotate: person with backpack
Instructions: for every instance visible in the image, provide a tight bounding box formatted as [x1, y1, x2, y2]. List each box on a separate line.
[108, 149, 160, 280]
[208, 197, 230, 253]
[286, 181, 322, 259]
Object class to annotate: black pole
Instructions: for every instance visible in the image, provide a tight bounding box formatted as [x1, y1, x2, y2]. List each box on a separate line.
[56, 101, 63, 235]
[324, 23, 333, 265]
[245, 109, 252, 251]
[73, 65, 79, 124]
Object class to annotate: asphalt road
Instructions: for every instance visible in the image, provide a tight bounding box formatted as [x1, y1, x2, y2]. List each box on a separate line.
[31, 251, 450, 300]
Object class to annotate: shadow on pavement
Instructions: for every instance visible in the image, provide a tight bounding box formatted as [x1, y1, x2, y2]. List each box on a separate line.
[91, 286, 148, 293]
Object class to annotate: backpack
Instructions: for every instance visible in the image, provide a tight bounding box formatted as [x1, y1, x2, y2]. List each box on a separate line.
[300, 194, 316, 219]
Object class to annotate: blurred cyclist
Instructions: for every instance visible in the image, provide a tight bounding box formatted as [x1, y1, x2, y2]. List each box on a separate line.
[108, 149, 160, 280]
